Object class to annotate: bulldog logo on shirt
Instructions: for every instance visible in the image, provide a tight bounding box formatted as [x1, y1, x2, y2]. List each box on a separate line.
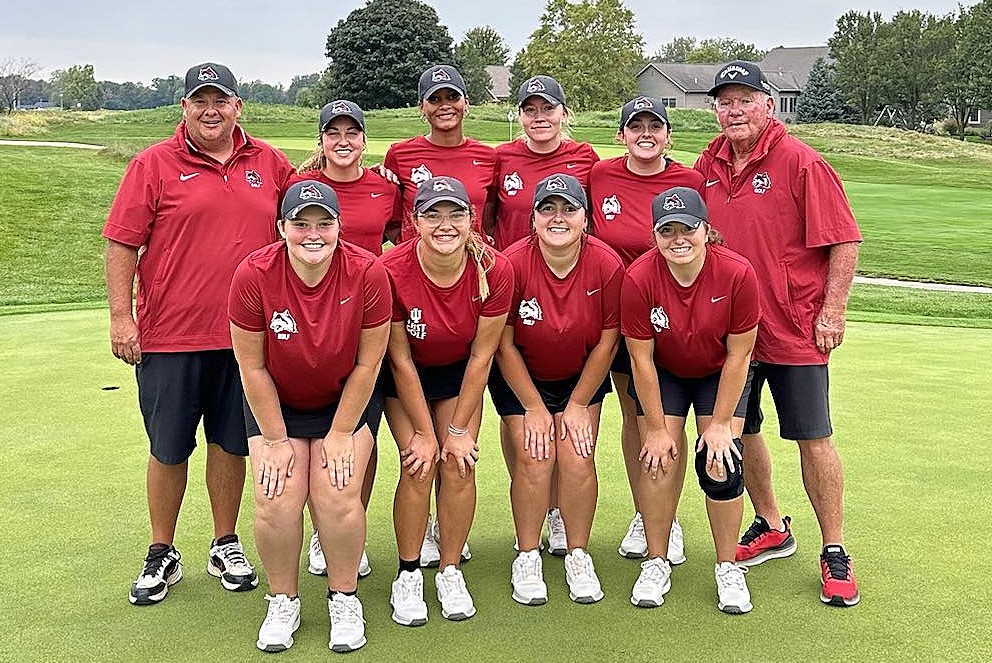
[650, 306, 670, 333]
[406, 307, 427, 340]
[411, 164, 433, 186]
[518, 298, 543, 326]
[601, 195, 621, 221]
[752, 172, 771, 194]
[269, 309, 298, 340]
[245, 169, 263, 189]
[503, 171, 524, 196]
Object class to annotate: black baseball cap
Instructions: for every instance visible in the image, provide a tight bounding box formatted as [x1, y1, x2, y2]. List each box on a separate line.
[533, 173, 587, 210]
[418, 65, 467, 100]
[518, 75, 566, 107]
[184, 62, 238, 98]
[414, 176, 471, 213]
[319, 100, 365, 133]
[281, 180, 340, 219]
[652, 187, 708, 230]
[620, 96, 670, 130]
[708, 60, 772, 96]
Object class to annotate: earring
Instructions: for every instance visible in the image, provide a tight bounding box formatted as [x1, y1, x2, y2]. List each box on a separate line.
[419, 113, 428, 124]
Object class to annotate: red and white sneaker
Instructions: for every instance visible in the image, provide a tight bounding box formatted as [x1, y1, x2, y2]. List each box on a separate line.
[820, 545, 860, 606]
[735, 515, 797, 566]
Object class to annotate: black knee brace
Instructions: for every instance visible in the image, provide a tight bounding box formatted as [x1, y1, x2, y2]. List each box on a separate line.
[695, 437, 744, 501]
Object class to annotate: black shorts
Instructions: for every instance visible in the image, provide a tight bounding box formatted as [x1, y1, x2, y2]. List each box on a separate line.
[609, 337, 631, 375]
[366, 370, 385, 440]
[381, 359, 467, 402]
[136, 350, 247, 465]
[744, 362, 832, 440]
[488, 365, 612, 417]
[244, 398, 371, 439]
[628, 365, 753, 419]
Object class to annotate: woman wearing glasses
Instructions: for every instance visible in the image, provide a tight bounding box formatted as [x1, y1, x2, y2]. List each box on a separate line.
[492, 173, 622, 605]
[379, 176, 513, 625]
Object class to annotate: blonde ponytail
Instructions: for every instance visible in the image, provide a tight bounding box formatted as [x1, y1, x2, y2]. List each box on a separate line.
[296, 137, 327, 174]
[464, 232, 496, 303]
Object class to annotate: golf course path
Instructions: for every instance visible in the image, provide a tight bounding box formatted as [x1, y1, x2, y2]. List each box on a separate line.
[0, 139, 105, 149]
[855, 276, 992, 293]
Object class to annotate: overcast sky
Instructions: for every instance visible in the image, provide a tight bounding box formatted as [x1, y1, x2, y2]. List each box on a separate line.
[3, 1, 975, 86]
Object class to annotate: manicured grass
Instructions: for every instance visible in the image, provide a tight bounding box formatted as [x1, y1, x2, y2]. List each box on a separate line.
[1, 310, 989, 661]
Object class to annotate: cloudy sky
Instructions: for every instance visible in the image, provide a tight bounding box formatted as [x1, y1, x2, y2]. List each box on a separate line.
[3, 1, 974, 86]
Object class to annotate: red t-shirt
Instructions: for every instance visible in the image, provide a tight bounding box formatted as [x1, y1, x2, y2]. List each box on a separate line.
[589, 156, 706, 268]
[287, 170, 400, 256]
[228, 241, 391, 411]
[383, 135, 497, 242]
[492, 139, 599, 250]
[379, 240, 514, 367]
[694, 119, 862, 365]
[621, 244, 761, 378]
[503, 235, 622, 381]
[103, 123, 295, 352]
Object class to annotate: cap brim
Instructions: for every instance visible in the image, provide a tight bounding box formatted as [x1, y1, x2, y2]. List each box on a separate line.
[284, 202, 339, 220]
[654, 215, 704, 230]
[185, 83, 237, 98]
[519, 92, 562, 107]
[535, 192, 585, 209]
[707, 81, 768, 97]
[421, 83, 465, 100]
[623, 109, 668, 127]
[319, 113, 364, 133]
[415, 196, 470, 213]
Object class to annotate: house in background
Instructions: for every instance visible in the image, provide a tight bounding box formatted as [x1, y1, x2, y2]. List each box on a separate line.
[485, 65, 511, 102]
[635, 46, 829, 122]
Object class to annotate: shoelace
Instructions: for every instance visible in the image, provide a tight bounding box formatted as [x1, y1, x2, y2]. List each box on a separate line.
[823, 552, 852, 580]
[330, 597, 366, 625]
[639, 558, 670, 582]
[738, 519, 768, 545]
[548, 512, 565, 537]
[216, 542, 250, 571]
[397, 573, 423, 600]
[263, 595, 297, 625]
[438, 569, 468, 596]
[567, 553, 595, 579]
[629, 515, 645, 539]
[516, 552, 542, 580]
[716, 564, 748, 591]
[141, 548, 175, 578]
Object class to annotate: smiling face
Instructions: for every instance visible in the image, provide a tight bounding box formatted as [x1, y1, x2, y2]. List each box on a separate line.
[415, 200, 471, 256]
[654, 221, 707, 267]
[320, 116, 364, 171]
[279, 205, 340, 270]
[519, 95, 566, 149]
[714, 84, 775, 153]
[419, 88, 467, 133]
[533, 195, 585, 251]
[621, 111, 670, 165]
[181, 87, 242, 150]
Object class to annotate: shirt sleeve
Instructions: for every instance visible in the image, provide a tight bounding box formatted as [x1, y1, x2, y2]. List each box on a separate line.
[620, 270, 654, 340]
[102, 157, 157, 248]
[480, 252, 514, 317]
[228, 257, 265, 332]
[361, 261, 393, 328]
[601, 257, 623, 330]
[799, 159, 863, 249]
[729, 261, 762, 335]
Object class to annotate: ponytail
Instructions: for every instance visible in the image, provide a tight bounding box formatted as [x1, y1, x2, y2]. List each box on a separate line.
[464, 232, 496, 303]
[296, 136, 327, 174]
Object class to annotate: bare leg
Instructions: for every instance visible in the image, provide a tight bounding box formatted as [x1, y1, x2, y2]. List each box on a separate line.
[147, 456, 188, 545]
[612, 372, 642, 511]
[206, 443, 246, 539]
[705, 497, 745, 562]
[798, 437, 845, 546]
[635, 415, 686, 559]
[385, 398, 435, 561]
[556, 403, 602, 550]
[505, 415, 554, 551]
[741, 432, 784, 530]
[434, 398, 482, 568]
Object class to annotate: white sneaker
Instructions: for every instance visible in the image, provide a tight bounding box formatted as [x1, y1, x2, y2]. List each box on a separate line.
[256, 594, 301, 652]
[308, 530, 327, 575]
[669, 517, 687, 565]
[428, 516, 471, 563]
[715, 562, 752, 614]
[435, 565, 476, 620]
[390, 569, 428, 627]
[619, 512, 647, 558]
[631, 557, 672, 608]
[328, 593, 367, 652]
[419, 516, 441, 567]
[545, 508, 567, 557]
[564, 549, 604, 604]
[511, 550, 548, 605]
[358, 547, 372, 578]
[207, 534, 259, 592]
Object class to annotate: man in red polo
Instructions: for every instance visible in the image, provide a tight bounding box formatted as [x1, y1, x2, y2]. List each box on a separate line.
[695, 60, 862, 607]
[103, 61, 294, 606]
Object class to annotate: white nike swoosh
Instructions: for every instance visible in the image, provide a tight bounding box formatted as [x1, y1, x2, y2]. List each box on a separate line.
[586, 288, 601, 296]
[711, 296, 727, 303]
[472, 295, 482, 301]
[705, 180, 719, 187]
[340, 296, 352, 305]
[179, 172, 200, 181]
[472, 159, 486, 165]
[370, 192, 384, 198]
[566, 163, 578, 169]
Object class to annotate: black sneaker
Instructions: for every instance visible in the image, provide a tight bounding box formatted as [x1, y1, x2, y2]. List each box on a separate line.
[129, 544, 182, 605]
[207, 534, 258, 592]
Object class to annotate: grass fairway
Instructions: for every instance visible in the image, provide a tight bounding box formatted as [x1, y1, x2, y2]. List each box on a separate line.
[1, 310, 989, 662]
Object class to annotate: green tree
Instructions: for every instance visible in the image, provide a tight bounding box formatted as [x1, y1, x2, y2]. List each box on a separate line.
[287, 73, 321, 107]
[324, 0, 453, 109]
[240, 80, 287, 104]
[454, 26, 511, 102]
[685, 38, 765, 63]
[515, 0, 645, 111]
[652, 36, 696, 62]
[51, 64, 101, 110]
[876, 10, 948, 129]
[150, 76, 183, 106]
[829, 11, 887, 124]
[934, 0, 992, 139]
[795, 58, 856, 124]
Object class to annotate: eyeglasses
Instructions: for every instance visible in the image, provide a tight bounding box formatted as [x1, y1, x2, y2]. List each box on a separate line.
[418, 210, 470, 226]
[535, 202, 583, 219]
[286, 219, 338, 233]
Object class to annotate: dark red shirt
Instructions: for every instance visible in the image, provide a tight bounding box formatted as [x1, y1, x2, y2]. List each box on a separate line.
[103, 123, 295, 352]
[229, 241, 391, 410]
[287, 169, 400, 256]
[503, 235, 622, 381]
[589, 156, 705, 267]
[379, 240, 513, 367]
[383, 135, 497, 242]
[621, 244, 761, 378]
[493, 139, 599, 250]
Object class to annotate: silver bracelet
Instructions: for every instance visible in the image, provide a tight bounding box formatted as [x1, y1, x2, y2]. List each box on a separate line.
[447, 423, 469, 437]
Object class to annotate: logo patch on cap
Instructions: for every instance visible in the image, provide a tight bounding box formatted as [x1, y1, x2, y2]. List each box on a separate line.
[198, 66, 219, 82]
[632, 96, 654, 110]
[432, 178, 455, 192]
[719, 64, 750, 81]
[545, 176, 568, 191]
[299, 184, 324, 200]
[526, 78, 546, 93]
[431, 68, 451, 82]
[663, 193, 686, 211]
[330, 100, 350, 113]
